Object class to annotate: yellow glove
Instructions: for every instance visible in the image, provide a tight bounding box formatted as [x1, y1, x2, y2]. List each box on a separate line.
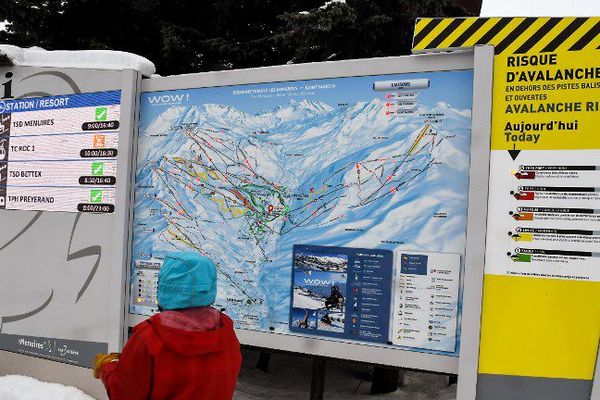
[93, 353, 120, 379]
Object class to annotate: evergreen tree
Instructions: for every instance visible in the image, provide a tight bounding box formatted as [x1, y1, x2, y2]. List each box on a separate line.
[276, 0, 467, 63]
[0, 0, 469, 75]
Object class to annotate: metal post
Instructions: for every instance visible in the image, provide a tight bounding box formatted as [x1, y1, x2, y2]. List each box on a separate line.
[455, 44, 495, 400]
[590, 341, 600, 400]
[256, 351, 271, 372]
[370, 367, 403, 394]
[310, 357, 327, 400]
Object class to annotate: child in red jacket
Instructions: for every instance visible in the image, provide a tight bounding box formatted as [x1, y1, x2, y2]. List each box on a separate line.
[94, 252, 241, 400]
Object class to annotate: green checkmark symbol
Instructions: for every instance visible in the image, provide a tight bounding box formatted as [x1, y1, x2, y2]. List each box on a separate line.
[95, 107, 108, 121]
[91, 162, 104, 176]
[90, 190, 103, 203]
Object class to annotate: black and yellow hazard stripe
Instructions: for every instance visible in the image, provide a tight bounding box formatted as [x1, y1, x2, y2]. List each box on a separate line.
[412, 17, 600, 54]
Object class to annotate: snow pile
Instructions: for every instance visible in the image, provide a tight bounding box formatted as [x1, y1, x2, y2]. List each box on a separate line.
[0, 375, 96, 400]
[320, 0, 347, 9]
[0, 45, 156, 77]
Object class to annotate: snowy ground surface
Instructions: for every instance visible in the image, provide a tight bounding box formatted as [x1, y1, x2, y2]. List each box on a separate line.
[235, 349, 456, 400]
[0, 349, 456, 399]
[0, 375, 94, 400]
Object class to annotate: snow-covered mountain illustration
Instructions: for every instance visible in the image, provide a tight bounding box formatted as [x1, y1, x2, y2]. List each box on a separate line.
[132, 77, 473, 345]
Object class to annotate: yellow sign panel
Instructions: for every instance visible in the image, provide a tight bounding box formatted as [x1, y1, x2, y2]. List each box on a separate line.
[413, 17, 600, 385]
[493, 49, 600, 151]
[413, 17, 600, 54]
[479, 276, 600, 379]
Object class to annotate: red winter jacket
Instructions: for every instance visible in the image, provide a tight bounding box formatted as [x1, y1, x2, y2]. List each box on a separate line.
[100, 307, 241, 400]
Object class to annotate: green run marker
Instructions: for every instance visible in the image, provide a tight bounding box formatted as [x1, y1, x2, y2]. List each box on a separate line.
[90, 189, 103, 203]
[510, 253, 531, 262]
[95, 107, 108, 121]
[91, 162, 105, 176]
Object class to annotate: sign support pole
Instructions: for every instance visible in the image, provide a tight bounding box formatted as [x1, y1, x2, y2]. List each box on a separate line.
[456, 44, 495, 400]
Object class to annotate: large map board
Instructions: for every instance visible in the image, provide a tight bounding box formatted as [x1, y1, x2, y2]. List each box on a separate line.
[129, 52, 493, 371]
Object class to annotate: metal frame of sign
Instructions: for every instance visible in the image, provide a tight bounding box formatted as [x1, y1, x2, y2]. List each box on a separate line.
[594, 351, 600, 400]
[456, 45, 494, 399]
[0, 67, 141, 368]
[128, 47, 494, 375]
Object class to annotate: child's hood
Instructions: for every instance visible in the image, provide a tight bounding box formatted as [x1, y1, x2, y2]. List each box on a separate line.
[147, 308, 235, 356]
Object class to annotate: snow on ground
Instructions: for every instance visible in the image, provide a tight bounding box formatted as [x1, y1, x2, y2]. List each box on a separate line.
[0, 349, 456, 399]
[293, 290, 325, 309]
[0, 375, 95, 400]
[0, 45, 156, 77]
[235, 349, 456, 400]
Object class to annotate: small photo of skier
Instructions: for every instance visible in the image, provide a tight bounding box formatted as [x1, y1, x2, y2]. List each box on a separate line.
[294, 250, 348, 273]
[317, 310, 345, 333]
[291, 308, 317, 330]
[292, 270, 346, 312]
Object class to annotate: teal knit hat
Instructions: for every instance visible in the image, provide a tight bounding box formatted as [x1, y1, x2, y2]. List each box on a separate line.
[157, 252, 217, 310]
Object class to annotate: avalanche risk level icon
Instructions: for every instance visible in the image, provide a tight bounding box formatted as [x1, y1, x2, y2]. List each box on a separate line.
[510, 211, 534, 221]
[509, 231, 533, 242]
[511, 190, 534, 201]
[514, 170, 535, 180]
[508, 251, 531, 262]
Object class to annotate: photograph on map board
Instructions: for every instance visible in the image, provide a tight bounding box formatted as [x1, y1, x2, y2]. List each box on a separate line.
[131, 68, 474, 355]
[291, 308, 318, 331]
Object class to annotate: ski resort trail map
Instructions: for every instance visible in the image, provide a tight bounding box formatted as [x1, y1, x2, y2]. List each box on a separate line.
[131, 70, 474, 349]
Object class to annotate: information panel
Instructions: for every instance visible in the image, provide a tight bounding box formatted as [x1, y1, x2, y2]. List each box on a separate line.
[290, 244, 393, 343]
[391, 252, 460, 352]
[132, 69, 473, 356]
[0, 91, 121, 213]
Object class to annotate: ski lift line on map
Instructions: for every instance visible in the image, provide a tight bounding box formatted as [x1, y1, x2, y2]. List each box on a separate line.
[194, 135, 275, 190]
[319, 156, 402, 187]
[286, 162, 413, 218]
[155, 122, 439, 236]
[358, 126, 437, 205]
[408, 124, 431, 156]
[356, 156, 412, 205]
[286, 184, 348, 215]
[155, 169, 226, 224]
[392, 160, 433, 191]
[165, 144, 428, 231]
[281, 201, 343, 234]
[241, 212, 271, 257]
[166, 159, 282, 229]
[357, 163, 432, 208]
[229, 188, 256, 212]
[154, 169, 196, 220]
[292, 153, 420, 213]
[193, 126, 416, 219]
[158, 207, 260, 303]
[167, 217, 207, 243]
[356, 147, 426, 202]
[149, 181, 189, 217]
[280, 192, 349, 234]
[179, 145, 290, 222]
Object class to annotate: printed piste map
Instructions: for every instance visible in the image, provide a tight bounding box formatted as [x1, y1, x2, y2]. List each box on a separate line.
[131, 71, 474, 345]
